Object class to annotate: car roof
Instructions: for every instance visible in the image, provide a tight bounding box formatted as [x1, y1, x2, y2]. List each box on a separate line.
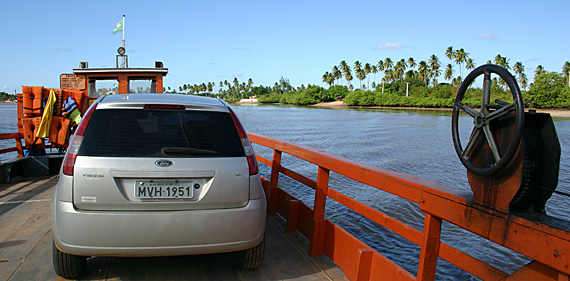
[96, 93, 229, 111]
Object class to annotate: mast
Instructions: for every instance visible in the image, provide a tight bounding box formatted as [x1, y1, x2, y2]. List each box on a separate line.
[121, 15, 126, 68]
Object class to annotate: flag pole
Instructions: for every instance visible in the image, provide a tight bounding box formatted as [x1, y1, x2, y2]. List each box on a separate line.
[122, 15, 125, 68]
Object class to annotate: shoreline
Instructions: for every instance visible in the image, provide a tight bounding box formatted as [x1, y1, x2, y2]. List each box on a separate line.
[310, 100, 570, 118]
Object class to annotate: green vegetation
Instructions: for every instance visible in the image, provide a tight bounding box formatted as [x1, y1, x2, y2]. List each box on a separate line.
[0, 92, 16, 101]
[170, 47, 570, 109]
[526, 71, 570, 108]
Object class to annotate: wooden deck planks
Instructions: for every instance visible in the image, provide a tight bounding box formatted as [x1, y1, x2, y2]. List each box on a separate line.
[0, 176, 347, 281]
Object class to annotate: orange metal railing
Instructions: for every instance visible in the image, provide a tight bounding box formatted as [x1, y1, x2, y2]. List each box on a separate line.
[0, 133, 24, 157]
[249, 132, 570, 281]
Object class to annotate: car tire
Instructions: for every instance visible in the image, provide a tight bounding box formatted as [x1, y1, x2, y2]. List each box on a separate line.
[236, 236, 265, 270]
[52, 241, 87, 278]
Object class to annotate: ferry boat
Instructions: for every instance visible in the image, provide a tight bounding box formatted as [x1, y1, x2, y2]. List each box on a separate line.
[1, 56, 569, 281]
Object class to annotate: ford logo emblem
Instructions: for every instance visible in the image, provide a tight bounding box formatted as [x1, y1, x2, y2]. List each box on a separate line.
[155, 160, 173, 167]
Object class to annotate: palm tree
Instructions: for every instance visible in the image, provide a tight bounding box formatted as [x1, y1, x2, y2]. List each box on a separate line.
[428, 55, 441, 86]
[377, 60, 385, 80]
[345, 71, 354, 91]
[418, 61, 429, 86]
[444, 64, 454, 82]
[339, 61, 349, 85]
[563, 61, 570, 86]
[454, 48, 469, 80]
[394, 59, 406, 81]
[354, 61, 362, 72]
[364, 63, 372, 89]
[371, 65, 378, 87]
[520, 73, 528, 90]
[513, 62, 524, 75]
[384, 58, 394, 74]
[247, 78, 253, 92]
[493, 55, 511, 87]
[340, 63, 353, 90]
[494, 54, 510, 70]
[332, 66, 342, 85]
[453, 76, 462, 87]
[356, 69, 366, 89]
[407, 57, 416, 70]
[466, 58, 476, 71]
[534, 65, 545, 79]
[384, 69, 394, 83]
[513, 62, 525, 88]
[445, 46, 454, 61]
[353, 61, 363, 87]
[233, 77, 239, 89]
[322, 72, 334, 87]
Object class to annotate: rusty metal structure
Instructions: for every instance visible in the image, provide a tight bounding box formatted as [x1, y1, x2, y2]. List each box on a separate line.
[0, 64, 568, 280]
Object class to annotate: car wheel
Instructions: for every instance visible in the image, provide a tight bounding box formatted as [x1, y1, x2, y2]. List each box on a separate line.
[52, 241, 87, 278]
[236, 236, 265, 270]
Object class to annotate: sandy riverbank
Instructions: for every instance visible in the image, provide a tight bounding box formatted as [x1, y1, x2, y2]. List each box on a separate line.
[310, 101, 570, 118]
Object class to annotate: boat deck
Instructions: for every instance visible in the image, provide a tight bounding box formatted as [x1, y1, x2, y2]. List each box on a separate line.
[0, 176, 347, 281]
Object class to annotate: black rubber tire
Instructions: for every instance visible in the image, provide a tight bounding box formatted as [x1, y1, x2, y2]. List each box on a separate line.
[52, 241, 87, 278]
[236, 236, 265, 270]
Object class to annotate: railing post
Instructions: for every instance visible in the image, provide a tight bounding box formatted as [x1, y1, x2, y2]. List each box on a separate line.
[268, 150, 282, 215]
[15, 136, 24, 157]
[417, 213, 442, 281]
[286, 200, 300, 233]
[309, 166, 329, 257]
[356, 249, 373, 281]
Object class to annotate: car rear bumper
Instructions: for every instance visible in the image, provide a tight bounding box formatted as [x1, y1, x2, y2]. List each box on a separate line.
[52, 198, 266, 257]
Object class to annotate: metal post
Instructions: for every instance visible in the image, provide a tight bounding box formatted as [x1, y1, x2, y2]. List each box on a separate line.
[122, 15, 125, 68]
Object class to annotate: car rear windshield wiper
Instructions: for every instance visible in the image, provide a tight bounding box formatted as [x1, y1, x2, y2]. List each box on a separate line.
[162, 147, 218, 155]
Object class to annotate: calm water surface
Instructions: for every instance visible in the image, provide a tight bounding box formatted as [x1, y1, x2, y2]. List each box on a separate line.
[232, 103, 570, 280]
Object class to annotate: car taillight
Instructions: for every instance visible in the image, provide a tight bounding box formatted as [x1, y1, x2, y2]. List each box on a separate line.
[62, 103, 98, 176]
[228, 107, 258, 175]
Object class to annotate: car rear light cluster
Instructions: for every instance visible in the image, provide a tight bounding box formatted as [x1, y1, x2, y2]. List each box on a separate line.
[62, 103, 98, 176]
[228, 107, 259, 175]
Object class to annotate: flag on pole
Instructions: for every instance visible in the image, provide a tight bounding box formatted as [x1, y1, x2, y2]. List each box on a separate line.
[113, 18, 124, 34]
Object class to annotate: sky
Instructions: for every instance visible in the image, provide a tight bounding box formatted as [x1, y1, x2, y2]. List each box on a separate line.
[1, 0, 569, 94]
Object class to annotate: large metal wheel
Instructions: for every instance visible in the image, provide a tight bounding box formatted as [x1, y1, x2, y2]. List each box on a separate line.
[452, 64, 524, 176]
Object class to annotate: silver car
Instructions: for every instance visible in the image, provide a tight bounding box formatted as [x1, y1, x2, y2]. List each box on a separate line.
[51, 94, 266, 278]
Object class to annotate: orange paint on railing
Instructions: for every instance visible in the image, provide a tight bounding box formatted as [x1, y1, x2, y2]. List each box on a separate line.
[250, 132, 570, 281]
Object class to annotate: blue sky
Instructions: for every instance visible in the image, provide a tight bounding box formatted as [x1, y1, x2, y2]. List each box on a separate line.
[1, 0, 568, 94]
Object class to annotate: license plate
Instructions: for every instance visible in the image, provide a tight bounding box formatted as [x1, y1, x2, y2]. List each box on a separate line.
[135, 180, 193, 199]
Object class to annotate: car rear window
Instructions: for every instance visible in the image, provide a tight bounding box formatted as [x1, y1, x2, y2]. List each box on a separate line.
[77, 109, 245, 158]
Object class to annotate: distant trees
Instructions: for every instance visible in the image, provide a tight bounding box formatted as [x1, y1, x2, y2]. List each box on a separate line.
[563, 61, 570, 86]
[0, 92, 15, 101]
[169, 48, 570, 108]
[527, 71, 570, 108]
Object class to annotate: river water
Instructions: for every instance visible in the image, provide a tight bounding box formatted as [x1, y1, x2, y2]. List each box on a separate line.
[231, 103, 570, 280]
[1, 103, 568, 279]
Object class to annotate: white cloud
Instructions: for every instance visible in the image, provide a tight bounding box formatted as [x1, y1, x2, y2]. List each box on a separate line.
[373, 42, 404, 50]
[478, 33, 498, 40]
